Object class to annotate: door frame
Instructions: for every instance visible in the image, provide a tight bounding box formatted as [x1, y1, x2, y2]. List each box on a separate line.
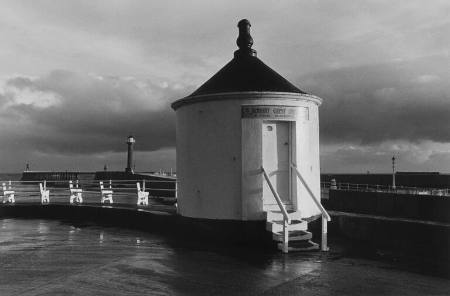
[261, 120, 297, 210]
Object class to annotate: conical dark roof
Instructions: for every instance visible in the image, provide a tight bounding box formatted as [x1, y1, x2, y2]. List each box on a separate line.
[173, 19, 307, 109]
[189, 54, 306, 97]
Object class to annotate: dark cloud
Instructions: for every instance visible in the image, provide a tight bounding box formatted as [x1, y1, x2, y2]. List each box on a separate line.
[1, 1, 449, 172]
[0, 70, 191, 155]
[300, 55, 450, 144]
[320, 142, 450, 173]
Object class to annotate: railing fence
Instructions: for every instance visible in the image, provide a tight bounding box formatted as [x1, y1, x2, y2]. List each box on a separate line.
[321, 181, 450, 197]
[0, 179, 177, 205]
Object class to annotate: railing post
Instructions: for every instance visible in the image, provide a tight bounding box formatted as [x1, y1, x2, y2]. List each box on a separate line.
[290, 163, 331, 252]
[321, 215, 329, 251]
[283, 219, 289, 253]
[330, 179, 337, 190]
[175, 181, 178, 200]
[175, 181, 179, 214]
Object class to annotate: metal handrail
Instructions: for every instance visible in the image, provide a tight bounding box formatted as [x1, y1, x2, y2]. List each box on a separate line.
[320, 181, 450, 197]
[291, 164, 331, 221]
[261, 166, 291, 224]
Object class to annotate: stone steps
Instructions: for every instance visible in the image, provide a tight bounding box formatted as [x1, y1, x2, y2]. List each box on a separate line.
[266, 209, 319, 253]
[265, 210, 302, 221]
[277, 240, 319, 252]
[266, 219, 308, 233]
[272, 230, 312, 242]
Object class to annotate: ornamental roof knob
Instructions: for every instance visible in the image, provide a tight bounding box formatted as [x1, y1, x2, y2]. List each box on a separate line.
[235, 19, 257, 57]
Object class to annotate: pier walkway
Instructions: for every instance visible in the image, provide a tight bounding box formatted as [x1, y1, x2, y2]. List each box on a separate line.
[1, 217, 449, 295]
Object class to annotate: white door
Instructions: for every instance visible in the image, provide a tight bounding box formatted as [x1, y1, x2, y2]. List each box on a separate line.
[262, 121, 292, 209]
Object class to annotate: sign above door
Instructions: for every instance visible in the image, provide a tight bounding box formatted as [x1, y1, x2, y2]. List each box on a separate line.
[241, 105, 307, 121]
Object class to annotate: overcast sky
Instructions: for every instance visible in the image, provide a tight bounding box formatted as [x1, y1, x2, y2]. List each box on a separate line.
[0, 0, 449, 173]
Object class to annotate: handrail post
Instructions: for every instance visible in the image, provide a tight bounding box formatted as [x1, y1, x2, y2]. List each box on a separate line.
[283, 219, 289, 253]
[175, 181, 178, 200]
[175, 181, 179, 214]
[290, 164, 331, 221]
[290, 163, 330, 252]
[261, 166, 291, 253]
[321, 216, 329, 251]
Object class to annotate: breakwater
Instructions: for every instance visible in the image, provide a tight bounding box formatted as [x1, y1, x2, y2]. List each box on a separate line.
[21, 171, 94, 181]
[324, 189, 450, 223]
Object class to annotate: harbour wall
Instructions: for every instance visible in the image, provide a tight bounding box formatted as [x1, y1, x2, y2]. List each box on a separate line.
[315, 189, 450, 274]
[324, 190, 450, 223]
[21, 171, 94, 181]
[323, 212, 450, 275]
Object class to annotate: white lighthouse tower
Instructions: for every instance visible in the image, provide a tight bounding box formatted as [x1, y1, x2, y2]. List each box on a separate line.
[125, 135, 135, 174]
[172, 20, 329, 252]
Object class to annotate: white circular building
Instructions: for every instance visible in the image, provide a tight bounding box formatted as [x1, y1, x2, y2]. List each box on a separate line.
[172, 20, 324, 238]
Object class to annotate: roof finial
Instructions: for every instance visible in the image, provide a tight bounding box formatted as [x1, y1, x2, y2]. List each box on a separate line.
[235, 19, 257, 58]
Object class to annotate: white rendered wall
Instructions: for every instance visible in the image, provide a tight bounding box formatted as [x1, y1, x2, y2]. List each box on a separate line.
[176, 99, 243, 219]
[175, 92, 322, 220]
[294, 103, 322, 218]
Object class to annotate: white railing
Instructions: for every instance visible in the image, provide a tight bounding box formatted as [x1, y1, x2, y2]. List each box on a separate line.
[0, 179, 177, 206]
[291, 163, 330, 251]
[261, 166, 290, 253]
[321, 181, 450, 197]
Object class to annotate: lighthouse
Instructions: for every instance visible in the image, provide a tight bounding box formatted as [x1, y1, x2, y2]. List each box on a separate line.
[172, 20, 329, 252]
[125, 135, 135, 173]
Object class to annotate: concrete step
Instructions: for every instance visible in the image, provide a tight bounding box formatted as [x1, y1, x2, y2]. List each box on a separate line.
[277, 240, 319, 252]
[266, 210, 301, 222]
[266, 219, 307, 233]
[263, 203, 294, 212]
[272, 230, 312, 242]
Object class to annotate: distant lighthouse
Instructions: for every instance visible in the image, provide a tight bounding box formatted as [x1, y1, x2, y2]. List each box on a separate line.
[125, 135, 135, 173]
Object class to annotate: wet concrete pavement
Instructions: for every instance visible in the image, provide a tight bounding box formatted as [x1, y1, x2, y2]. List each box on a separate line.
[1, 218, 449, 296]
